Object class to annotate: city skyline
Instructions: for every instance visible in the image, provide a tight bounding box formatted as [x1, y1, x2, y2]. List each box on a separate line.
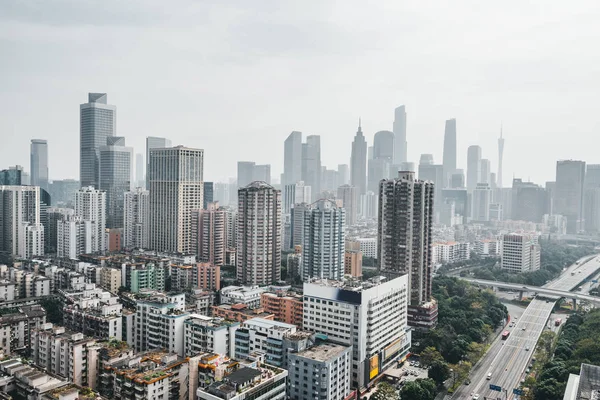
[4, 2, 600, 184]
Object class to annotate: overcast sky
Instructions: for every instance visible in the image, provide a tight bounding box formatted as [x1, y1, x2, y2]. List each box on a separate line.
[1, 1, 599, 185]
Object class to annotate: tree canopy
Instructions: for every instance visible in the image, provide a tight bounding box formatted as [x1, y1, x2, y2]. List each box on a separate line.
[399, 379, 436, 400]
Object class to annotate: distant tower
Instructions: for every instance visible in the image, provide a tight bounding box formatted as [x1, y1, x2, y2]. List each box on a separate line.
[442, 119, 457, 187]
[497, 125, 505, 188]
[350, 120, 367, 196]
[30, 139, 49, 192]
[393, 106, 407, 164]
[466, 145, 482, 193]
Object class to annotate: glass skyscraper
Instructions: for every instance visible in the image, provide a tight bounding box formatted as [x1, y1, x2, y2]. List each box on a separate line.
[99, 137, 133, 229]
[30, 139, 49, 191]
[80, 93, 116, 188]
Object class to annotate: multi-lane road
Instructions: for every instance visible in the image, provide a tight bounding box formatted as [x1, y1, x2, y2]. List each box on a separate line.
[452, 254, 600, 400]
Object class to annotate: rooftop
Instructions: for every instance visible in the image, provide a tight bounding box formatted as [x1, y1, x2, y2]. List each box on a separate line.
[295, 343, 350, 362]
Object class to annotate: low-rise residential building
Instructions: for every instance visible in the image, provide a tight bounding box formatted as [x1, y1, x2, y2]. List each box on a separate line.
[184, 314, 239, 358]
[212, 304, 275, 323]
[0, 305, 46, 355]
[193, 262, 221, 291]
[0, 358, 71, 400]
[220, 286, 264, 309]
[473, 239, 501, 256]
[260, 292, 303, 326]
[234, 318, 296, 367]
[170, 264, 193, 291]
[0, 280, 16, 301]
[344, 250, 362, 277]
[187, 289, 216, 316]
[287, 343, 353, 400]
[99, 267, 122, 294]
[432, 242, 470, 265]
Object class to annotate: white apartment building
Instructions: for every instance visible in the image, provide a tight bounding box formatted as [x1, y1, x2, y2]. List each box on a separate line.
[432, 242, 470, 265]
[473, 239, 501, 256]
[135, 292, 189, 356]
[75, 186, 106, 252]
[0, 186, 40, 257]
[18, 222, 44, 259]
[501, 233, 541, 273]
[220, 286, 265, 308]
[356, 237, 377, 259]
[183, 314, 239, 358]
[234, 318, 297, 368]
[303, 275, 410, 390]
[287, 343, 352, 400]
[57, 216, 93, 259]
[123, 187, 149, 250]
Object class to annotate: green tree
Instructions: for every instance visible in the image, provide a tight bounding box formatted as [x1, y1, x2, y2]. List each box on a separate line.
[428, 360, 450, 385]
[371, 382, 398, 400]
[419, 346, 444, 368]
[400, 379, 436, 400]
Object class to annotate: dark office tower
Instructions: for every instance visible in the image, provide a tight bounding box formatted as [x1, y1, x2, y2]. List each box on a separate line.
[203, 182, 214, 209]
[145, 136, 172, 189]
[237, 181, 281, 285]
[497, 126, 505, 188]
[237, 161, 256, 188]
[135, 153, 144, 188]
[512, 179, 546, 222]
[99, 137, 132, 229]
[302, 135, 321, 200]
[450, 169, 465, 188]
[80, 93, 116, 188]
[393, 105, 407, 165]
[555, 160, 586, 233]
[283, 131, 303, 186]
[350, 121, 367, 196]
[585, 165, 600, 233]
[31, 139, 49, 191]
[442, 119, 457, 187]
[378, 171, 435, 328]
[337, 164, 349, 185]
[466, 145, 482, 193]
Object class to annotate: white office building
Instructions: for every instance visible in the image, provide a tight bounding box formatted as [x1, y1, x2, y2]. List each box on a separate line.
[123, 187, 149, 249]
[303, 275, 410, 390]
[500, 233, 541, 273]
[75, 186, 106, 252]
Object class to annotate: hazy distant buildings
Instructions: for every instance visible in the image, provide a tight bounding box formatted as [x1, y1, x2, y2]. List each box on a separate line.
[555, 160, 586, 233]
[512, 179, 546, 222]
[450, 169, 465, 188]
[145, 136, 171, 189]
[301, 199, 345, 281]
[337, 184, 357, 226]
[338, 164, 349, 185]
[80, 93, 116, 188]
[203, 182, 214, 209]
[30, 139, 49, 191]
[135, 153, 144, 187]
[350, 121, 368, 197]
[302, 135, 321, 199]
[0, 165, 24, 186]
[418, 155, 444, 217]
[442, 119, 457, 187]
[148, 146, 204, 253]
[283, 131, 303, 187]
[497, 128, 505, 188]
[393, 105, 407, 164]
[123, 188, 149, 250]
[368, 130, 394, 192]
[360, 190, 377, 219]
[237, 182, 281, 285]
[479, 158, 491, 185]
[99, 137, 133, 229]
[75, 186, 106, 253]
[472, 183, 492, 222]
[466, 145, 482, 192]
[238, 161, 271, 187]
[584, 164, 600, 233]
[283, 181, 311, 214]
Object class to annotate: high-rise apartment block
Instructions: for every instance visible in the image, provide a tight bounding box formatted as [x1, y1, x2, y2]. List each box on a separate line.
[30, 139, 49, 191]
[123, 187, 149, 250]
[350, 122, 367, 196]
[237, 182, 281, 285]
[0, 186, 41, 258]
[99, 136, 132, 228]
[80, 93, 116, 188]
[57, 216, 93, 259]
[303, 276, 411, 390]
[148, 146, 204, 253]
[378, 171, 436, 328]
[500, 233, 541, 273]
[46, 207, 74, 254]
[554, 160, 586, 233]
[194, 201, 228, 266]
[193, 262, 221, 291]
[145, 136, 172, 189]
[301, 199, 345, 281]
[75, 186, 106, 253]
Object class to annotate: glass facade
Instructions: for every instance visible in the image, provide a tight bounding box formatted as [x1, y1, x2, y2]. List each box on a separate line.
[99, 139, 132, 229]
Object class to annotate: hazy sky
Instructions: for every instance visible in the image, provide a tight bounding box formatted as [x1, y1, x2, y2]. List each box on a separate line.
[2, 1, 600, 185]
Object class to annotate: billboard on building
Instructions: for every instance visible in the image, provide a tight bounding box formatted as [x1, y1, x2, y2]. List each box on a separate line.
[369, 355, 379, 379]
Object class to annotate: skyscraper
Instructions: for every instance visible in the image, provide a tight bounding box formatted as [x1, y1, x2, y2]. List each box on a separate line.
[253, 164, 271, 183]
[75, 186, 106, 253]
[301, 199, 345, 281]
[512, 179, 546, 223]
[283, 181, 311, 214]
[368, 130, 394, 192]
[30, 139, 49, 191]
[585, 165, 600, 233]
[123, 187, 149, 250]
[373, 130, 394, 160]
[135, 153, 144, 188]
[283, 131, 303, 187]
[99, 137, 133, 229]
[350, 121, 367, 196]
[0, 186, 41, 257]
[237, 182, 281, 285]
[442, 119, 457, 187]
[337, 164, 349, 185]
[479, 158, 491, 184]
[195, 201, 228, 266]
[237, 161, 256, 188]
[497, 126, 505, 188]
[302, 135, 321, 199]
[466, 145, 482, 192]
[472, 183, 492, 221]
[393, 105, 407, 165]
[337, 184, 357, 226]
[148, 146, 204, 253]
[418, 157, 444, 217]
[555, 160, 586, 233]
[377, 171, 435, 328]
[203, 182, 214, 209]
[80, 93, 116, 188]
[145, 136, 172, 189]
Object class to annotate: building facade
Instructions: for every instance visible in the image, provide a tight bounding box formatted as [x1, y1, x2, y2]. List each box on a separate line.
[500, 233, 541, 273]
[75, 186, 106, 253]
[0, 185, 41, 257]
[123, 187, 149, 249]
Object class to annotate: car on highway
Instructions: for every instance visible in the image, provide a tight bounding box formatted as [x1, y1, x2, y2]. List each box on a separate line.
[472, 394, 480, 400]
[522, 327, 526, 331]
[525, 346, 530, 351]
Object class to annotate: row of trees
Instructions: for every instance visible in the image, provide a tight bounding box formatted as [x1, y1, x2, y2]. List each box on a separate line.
[532, 310, 600, 400]
[471, 240, 595, 286]
[372, 379, 437, 400]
